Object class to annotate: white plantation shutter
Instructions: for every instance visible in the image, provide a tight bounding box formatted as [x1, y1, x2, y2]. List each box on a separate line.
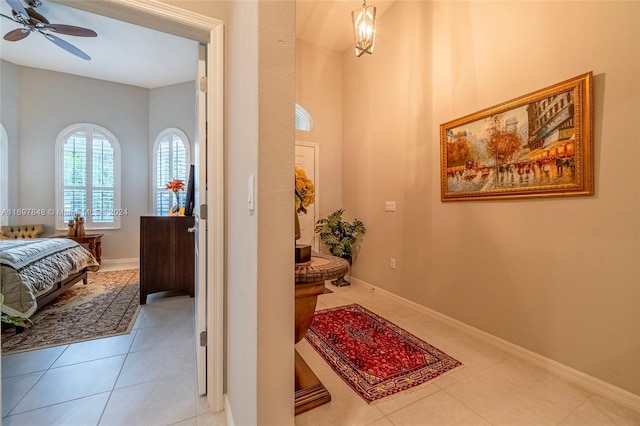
[92, 134, 115, 223]
[156, 137, 172, 215]
[56, 124, 121, 230]
[153, 128, 190, 215]
[63, 132, 87, 223]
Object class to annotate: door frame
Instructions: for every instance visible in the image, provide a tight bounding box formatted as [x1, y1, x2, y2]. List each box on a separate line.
[295, 141, 320, 251]
[195, 44, 208, 397]
[52, 0, 225, 412]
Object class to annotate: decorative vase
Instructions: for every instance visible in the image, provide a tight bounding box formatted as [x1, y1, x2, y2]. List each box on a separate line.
[67, 220, 76, 237]
[169, 191, 184, 216]
[294, 212, 311, 263]
[331, 256, 352, 287]
[75, 217, 86, 237]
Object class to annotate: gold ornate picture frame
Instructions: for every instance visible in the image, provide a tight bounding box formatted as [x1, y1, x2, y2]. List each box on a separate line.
[440, 72, 594, 201]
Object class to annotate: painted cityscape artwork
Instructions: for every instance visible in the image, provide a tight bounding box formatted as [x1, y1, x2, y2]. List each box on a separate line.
[440, 72, 594, 201]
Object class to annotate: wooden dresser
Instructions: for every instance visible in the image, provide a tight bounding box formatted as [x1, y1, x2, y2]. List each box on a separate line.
[139, 216, 195, 304]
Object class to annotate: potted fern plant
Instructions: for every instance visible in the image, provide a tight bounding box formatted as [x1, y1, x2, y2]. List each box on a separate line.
[314, 209, 366, 286]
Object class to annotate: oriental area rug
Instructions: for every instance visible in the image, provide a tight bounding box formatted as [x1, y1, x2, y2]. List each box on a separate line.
[305, 304, 463, 403]
[1, 269, 140, 354]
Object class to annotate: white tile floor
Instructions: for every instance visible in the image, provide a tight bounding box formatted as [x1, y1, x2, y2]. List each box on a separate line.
[2, 293, 227, 426]
[3, 282, 640, 426]
[295, 283, 640, 426]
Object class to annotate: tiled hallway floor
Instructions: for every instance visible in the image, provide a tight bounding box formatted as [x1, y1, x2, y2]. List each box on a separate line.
[2, 294, 227, 426]
[295, 283, 640, 426]
[3, 282, 639, 425]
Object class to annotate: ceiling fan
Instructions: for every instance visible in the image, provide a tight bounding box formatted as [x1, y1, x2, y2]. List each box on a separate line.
[1, 0, 97, 60]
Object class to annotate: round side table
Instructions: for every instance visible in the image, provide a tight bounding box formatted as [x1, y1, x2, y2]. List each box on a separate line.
[294, 254, 349, 415]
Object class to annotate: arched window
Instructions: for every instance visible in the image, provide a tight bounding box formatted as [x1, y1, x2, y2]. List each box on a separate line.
[55, 123, 121, 229]
[0, 124, 7, 225]
[295, 104, 313, 131]
[153, 128, 191, 215]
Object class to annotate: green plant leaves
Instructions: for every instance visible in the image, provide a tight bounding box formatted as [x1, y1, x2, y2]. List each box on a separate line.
[314, 209, 366, 260]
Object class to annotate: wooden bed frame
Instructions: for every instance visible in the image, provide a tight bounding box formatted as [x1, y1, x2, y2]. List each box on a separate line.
[35, 269, 88, 310]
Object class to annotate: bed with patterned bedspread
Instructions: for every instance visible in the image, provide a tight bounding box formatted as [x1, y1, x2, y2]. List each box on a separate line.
[0, 238, 100, 318]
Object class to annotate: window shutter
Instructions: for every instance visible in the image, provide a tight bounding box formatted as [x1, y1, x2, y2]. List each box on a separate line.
[57, 124, 121, 229]
[156, 137, 171, 215]
[92, 134, 115, 222]
[154, 129, 190, 215]
[63, 133, 88, 222]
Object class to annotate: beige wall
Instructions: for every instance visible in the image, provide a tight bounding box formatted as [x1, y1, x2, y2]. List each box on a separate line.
[295, 39, 343, 218]
[257, 3, 296, 424]
[165, 1, 296, 423]
[342, 1, 640, 395]
[166, 1, 296, 424]
[225, 0, 296, 424]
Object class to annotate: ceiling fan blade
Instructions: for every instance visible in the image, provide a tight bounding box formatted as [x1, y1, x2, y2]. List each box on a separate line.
[42, 33, 90, 60]
[43, 24, 96, 37]
[0, 12, 20, 23]
[3, 27, 29, 41]
[5, 0, 27, 19]
[25, 6, 48, 24]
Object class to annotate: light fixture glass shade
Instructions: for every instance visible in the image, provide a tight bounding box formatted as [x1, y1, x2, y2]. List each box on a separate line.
[352, 2, 376, 57]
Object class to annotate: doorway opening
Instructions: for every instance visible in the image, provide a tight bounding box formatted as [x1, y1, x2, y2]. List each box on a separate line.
[49, 0, 225, 413]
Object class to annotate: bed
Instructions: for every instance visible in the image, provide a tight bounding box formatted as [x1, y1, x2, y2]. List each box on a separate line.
[0, 238, 100, 319]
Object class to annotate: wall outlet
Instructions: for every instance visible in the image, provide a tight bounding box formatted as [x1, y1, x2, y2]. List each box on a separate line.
[390, 258, 396, 269]
[385, 201, 396, 212]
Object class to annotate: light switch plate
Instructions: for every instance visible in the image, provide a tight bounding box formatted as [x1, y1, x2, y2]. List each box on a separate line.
[385, 201, 396, 212]
[248, 175, 255, 211]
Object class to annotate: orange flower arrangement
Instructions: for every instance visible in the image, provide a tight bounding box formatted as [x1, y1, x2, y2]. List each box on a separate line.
[166, 179, 185, 215]
[166, 179, 185, 193]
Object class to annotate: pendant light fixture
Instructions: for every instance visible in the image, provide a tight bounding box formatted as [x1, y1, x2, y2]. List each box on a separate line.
[352, 0, 377, 57]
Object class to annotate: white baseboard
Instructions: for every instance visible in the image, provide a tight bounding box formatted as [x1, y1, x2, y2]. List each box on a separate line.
[350, 276, 640, 413]
[97, 257, 139, 271]
[224, 394, 235, 426]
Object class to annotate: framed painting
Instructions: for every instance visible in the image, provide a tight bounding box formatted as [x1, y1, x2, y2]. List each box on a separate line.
[440, 72, 594, 201]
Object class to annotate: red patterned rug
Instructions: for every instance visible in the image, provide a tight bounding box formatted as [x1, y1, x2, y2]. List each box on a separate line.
[305, 304, 463, 402]
[1, 269, 140, 354]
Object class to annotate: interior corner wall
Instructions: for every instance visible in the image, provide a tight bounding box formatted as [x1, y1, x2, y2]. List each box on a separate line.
[149, 81, 197, 165]
[5, 65, 196, 259]
[342, 1, 640, 396]
[0, 60, 19, 219]
[295, 39, 343, 217]
[149, 81, 198, 212]
[226, 0, 295, 424]
[226, 0, 259, 423]
[15, 67, 149, 260]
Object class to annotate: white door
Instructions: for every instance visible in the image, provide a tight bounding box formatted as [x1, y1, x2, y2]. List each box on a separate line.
[295, 142, 319, 250]
[194, 45, 208, 396]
